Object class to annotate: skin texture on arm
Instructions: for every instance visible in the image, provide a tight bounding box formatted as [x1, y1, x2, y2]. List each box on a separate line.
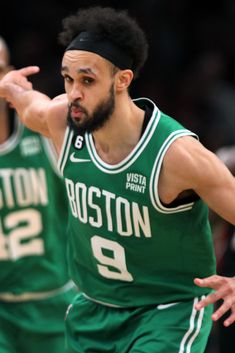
[0, 67, 68, 153]
[193, 146, 235, 327]
[159, 135, 235, 225]
[159, 136, 235, 326]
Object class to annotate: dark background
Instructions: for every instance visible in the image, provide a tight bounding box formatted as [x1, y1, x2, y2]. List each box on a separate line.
[2, 0, 235, 153]
[1, 1, 235, 351]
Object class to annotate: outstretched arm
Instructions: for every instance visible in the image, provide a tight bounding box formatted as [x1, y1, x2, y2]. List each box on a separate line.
[0, 66, 50, 135]
[194, 276, 235, 327]
[194, 147, 235, 327]
[0, 67, 68, 151]
[160, 137, 235, 325]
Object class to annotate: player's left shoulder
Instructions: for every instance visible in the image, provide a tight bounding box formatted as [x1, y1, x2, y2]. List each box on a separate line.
[165, 135, 204, 164]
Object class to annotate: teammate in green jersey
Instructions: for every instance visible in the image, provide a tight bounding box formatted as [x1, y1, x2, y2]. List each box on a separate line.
[1, 7, 235, 352]
[0, 36, 76, 353]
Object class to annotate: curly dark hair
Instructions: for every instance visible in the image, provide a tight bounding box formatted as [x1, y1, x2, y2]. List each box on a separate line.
[58, 6, 148, 78]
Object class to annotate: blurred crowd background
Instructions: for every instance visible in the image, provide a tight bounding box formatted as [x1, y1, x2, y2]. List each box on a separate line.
[2, 1, 235, 352]
[2, 0, 235, 153]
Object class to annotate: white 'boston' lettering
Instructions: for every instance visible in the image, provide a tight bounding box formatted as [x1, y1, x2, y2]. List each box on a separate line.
[75, 182, 87, 223]
[88, 186, 102, 227]
[0, 168, 48, 209]
[65, 178, 152, 238]
[102, 190, 115, 232]
[116, 197, 132, 236]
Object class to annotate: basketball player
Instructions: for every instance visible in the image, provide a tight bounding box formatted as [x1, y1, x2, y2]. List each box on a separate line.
[1, 7, 235, 352]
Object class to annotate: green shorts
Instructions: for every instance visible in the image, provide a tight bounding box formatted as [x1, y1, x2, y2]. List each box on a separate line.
[65, 293, 213, 353]
[0, 320, 65, 353]
[0, 287, 77, 353]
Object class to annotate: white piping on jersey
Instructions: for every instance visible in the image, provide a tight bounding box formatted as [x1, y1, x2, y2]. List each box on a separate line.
[85, 99, 160, 174]
[156, 302, 179, 310]
[41, 137, 62, 177]
[83, 292, 122, 308]
[0, 280, 75, 302]
[58, 98, 160, 175]
[178, 296, 205, 353]
[0, 117, 24, 154]
[150, 130, 197, 214]
[58, 127, 74, 174]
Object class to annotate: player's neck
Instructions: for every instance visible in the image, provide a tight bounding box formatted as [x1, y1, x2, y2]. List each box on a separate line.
[92, 97, 145, 164]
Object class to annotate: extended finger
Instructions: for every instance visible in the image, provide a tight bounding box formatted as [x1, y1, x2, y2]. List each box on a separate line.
[194, 275, 222, 289]
[18, 66, 40, 77]
[224, 310, 235, 327]
[195, 291, 223, 310]
[211, 299, 233, 322]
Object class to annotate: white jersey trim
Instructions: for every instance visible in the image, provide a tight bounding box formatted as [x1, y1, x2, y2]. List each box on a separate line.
[0, 116, 24, 154]
[41, 137, 62, 177]
[150, 130, 198, 214]
[82, 292, 123, 307]
[178, 296, 205, 353]
[0, 280, 75, 302]
[57, 127, 74, 174]
[85, 98, 160, 174]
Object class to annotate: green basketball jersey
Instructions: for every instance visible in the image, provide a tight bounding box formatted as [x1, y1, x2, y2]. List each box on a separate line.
[0, 119, 72, 297]
[58, 98, 216, 307]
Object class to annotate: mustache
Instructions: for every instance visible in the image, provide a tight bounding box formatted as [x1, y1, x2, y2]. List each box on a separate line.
[69, 101, 86, 112]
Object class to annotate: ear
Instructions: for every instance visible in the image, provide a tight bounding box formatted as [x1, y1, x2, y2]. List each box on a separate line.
[115, 69, 134, 92]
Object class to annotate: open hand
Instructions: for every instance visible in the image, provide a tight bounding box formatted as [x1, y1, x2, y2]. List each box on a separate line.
[194, 275, 235, 327]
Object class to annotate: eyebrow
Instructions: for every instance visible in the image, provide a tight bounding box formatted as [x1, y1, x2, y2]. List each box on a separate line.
[61, 66, 96, 75]
[77, 67, 96, 75]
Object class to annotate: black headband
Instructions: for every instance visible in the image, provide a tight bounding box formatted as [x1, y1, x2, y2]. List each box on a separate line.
[65, 31, 133, 70]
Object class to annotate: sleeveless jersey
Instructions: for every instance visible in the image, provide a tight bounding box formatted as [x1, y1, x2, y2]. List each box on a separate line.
[58, 97, 216, 307]
[0, 119, 72, 297]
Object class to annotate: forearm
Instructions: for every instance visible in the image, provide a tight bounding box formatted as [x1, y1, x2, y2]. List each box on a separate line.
[196, 168, 235, 225]
[12, 89, 51, 136]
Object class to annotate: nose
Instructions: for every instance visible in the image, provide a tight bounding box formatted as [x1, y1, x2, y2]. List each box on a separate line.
[69, 83, 83, 101]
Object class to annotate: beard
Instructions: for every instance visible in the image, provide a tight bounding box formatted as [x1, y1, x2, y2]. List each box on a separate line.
[67, 84, 115, 136]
